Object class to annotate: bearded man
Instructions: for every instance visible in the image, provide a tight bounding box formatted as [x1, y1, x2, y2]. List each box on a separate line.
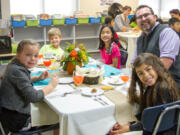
[132, 5, 180, 89]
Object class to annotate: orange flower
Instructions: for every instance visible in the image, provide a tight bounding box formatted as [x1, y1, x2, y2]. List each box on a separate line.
[70, 50, 77, 57]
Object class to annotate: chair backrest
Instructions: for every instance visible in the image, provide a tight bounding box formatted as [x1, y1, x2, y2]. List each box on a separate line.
[0, 36, 12, 54]
[120, 49, 128, 65]
[141, 100, 180, 133]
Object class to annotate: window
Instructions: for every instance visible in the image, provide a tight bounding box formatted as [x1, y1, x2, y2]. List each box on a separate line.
[10, 0, 78, 16]
[44, 0, 77, 16]
[160, 0, 179, 18]
[138, 0, 160, 15]
[10, 0, 43, 15]
[138, 0, 180, 18]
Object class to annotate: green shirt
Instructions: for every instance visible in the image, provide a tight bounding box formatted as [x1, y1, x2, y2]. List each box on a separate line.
[40, 44, 64, 59]
[130, 22, 138, 28]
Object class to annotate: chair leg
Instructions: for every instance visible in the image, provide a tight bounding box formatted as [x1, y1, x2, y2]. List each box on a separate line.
[176, 113, 180, 135]
[0, 122, 6, 135]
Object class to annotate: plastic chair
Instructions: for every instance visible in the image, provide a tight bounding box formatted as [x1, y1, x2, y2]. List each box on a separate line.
[0, 122, 59, 135]
[0, 106, 59, 135]
[141, 100, 180, 135]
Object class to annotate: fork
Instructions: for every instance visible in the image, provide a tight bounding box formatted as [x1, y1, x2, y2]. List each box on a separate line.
[92, 96, 106, 106]
[96, 96, 109, 105]
[70, 84, 81, 93]
[61, 91, 72, 97]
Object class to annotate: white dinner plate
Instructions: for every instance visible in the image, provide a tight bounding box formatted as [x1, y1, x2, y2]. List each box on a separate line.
[30, 67, 46, 72]
[80, 87, 104, 96]
[59, 77, 73, 84]
[109, 77, 124, 85]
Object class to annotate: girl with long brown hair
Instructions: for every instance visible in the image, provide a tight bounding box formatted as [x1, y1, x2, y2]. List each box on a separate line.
[109, 53, 180, 135]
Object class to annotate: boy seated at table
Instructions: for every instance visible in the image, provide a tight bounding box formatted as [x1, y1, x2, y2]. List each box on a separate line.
[168, 17, 180, 38]
[40, 27, 64, 60]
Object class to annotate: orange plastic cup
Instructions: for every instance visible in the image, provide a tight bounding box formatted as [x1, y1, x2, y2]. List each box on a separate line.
[122, 27, 127, 32]
[38, 54, 43, 59]
[73, 76, 84, 86]
[120, 75, 130, 83]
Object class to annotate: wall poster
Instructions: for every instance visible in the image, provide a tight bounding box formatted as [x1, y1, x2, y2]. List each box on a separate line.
[100, 0, 114, 6]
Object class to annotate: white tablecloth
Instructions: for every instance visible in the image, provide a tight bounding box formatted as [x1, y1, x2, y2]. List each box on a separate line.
[46, 87, 116, 135]
[31, 66, 142, 135]
[32, 85, 116, 135]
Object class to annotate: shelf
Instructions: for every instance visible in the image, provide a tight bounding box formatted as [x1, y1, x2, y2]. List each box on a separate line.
[14, 39, 44, 44]
[75, 36, 99, 39]
[12, 23, 102, 52]
[87, 49, 99, 53]
[62, 37, 74, 41]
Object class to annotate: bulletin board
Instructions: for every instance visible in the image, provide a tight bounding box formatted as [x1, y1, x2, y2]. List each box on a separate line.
[100, 0, 114, 6]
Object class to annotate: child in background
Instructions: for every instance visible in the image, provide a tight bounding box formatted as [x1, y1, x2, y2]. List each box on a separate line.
[169, 9, 180, 20]
[0, 40, 59, 134]
[109, 53, 180, 135]
[168, 17, 180, 38]
[99, 24, 121, 69]
[40, 27, 64, 60]
[129, 15, 138, 28]
[104, 16, 121, 48]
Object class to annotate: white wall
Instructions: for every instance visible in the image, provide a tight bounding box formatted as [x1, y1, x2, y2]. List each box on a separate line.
[1, 0, 10, 19]
[0, 0, 10, 36]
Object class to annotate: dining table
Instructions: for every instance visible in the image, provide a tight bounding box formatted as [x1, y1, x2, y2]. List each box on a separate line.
[30, 59, 142, 135]
[117, 31, 141, 68]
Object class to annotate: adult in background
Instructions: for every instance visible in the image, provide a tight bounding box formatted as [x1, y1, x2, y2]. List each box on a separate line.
[169, 9, 180, 20]
[108, 2, 123, 19]
[132, 5, 180, 89]
[114, 6, 132, 32]
[114, 6, 132, 50]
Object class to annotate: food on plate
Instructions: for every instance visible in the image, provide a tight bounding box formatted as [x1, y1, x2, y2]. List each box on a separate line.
[101, 85, 114, 90]
[37, 63, 44, 67]
[113, 78, 119, 83]
[91, 88, 97, 93]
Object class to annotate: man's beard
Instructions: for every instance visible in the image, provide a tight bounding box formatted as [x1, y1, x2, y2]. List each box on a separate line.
[140, 21, 153, 33]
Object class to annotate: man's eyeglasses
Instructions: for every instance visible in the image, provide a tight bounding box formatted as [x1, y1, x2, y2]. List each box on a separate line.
[136, 13, 152, 20]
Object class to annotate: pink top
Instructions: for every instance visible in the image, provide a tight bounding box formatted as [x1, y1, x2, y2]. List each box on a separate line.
[100, 42, 121, 69]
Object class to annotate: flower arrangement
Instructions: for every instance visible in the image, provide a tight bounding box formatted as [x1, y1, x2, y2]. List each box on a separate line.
[60, 42, 90, 74]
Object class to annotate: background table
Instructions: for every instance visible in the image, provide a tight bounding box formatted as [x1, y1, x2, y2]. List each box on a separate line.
[117, 32, 141, 68]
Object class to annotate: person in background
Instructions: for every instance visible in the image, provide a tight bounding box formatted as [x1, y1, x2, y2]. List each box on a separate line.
[40, 27, 64, 60]
[109, 53, 180, 135]
[0, 40, 59, 134]
[108, 2, 123, 19]
[114, 6, 132, 32]
[168, 17, 180, 38]
[132, 5, 180, 89]
[129, 15, 138, 28]
[155, 15, 164, 24]
[104, 16, 121, 48]
[169, 9, 180, 20]
[98, 24, 121, 69]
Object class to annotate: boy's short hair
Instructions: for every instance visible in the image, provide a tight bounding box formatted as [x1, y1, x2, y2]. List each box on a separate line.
[169, 9, 180, 15]
[168, 17, 180, 25]
[48, 27, 62, 39]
